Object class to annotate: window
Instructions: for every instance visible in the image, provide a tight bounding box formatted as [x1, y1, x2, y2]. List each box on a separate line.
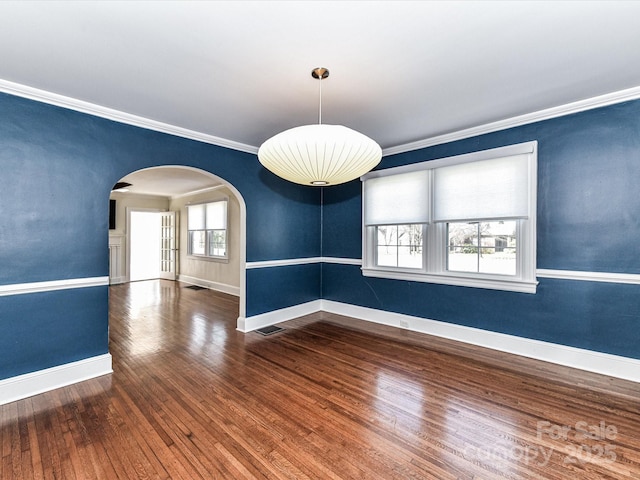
[361, 142, 537, 293]
[447, 221, 516, 275]
[377, 224, 424, 268]
[187, 200, 228, 259]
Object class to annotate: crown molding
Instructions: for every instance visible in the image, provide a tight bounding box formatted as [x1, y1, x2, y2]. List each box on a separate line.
[4, 77, 640, 160]
[382, 85, 640, 157]
[0, 78, 258, 155]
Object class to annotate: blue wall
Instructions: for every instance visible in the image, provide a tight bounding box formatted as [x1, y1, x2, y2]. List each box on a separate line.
[322, 99, 640, 360]
[0, 92, 321, 380]
[3, 88, 640, 382]
[247, 264, 321, 316]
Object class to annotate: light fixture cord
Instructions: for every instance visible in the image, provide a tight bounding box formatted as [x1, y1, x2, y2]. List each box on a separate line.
[318, 75, 322, 125]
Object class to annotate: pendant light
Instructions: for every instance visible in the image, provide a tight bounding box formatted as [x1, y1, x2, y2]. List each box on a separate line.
[258, 68, 382, 186]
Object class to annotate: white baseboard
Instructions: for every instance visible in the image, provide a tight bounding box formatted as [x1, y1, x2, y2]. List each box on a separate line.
[178, 275, 240, 296]
[320, 300, 640, 383]
[7, 298, 638, 406]
[109, 276, 127, 285]
[0, 353, 113, 406]
[237, 300, 322, 333]
[238, 299, 640, 383]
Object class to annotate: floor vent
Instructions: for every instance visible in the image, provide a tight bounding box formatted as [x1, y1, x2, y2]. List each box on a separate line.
[255, 325, 285, 336]
[185, 285, 207, 291]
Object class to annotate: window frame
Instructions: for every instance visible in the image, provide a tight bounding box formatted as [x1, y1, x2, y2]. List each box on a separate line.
[361, 141, 538, 294]
[186, 199, 229, 261]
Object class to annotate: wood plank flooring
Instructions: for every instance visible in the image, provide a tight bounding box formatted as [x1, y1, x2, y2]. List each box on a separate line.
[2, 279, 640, 479]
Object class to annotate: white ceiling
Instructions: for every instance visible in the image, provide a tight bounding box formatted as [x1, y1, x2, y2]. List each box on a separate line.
[2, 1, 640, 193]
[116, 167, 222, 197]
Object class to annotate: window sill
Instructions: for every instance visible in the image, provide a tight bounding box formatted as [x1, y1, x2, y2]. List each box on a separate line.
[361, 267, 538, 294]
[187, 255, 229, 264]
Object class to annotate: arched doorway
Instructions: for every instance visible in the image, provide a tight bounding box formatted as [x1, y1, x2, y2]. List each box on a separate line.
[109, 165, 246, 319]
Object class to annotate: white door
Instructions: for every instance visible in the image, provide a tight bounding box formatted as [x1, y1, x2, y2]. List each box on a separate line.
[130, 211, 161, 282]
[159, 211, 177, 280]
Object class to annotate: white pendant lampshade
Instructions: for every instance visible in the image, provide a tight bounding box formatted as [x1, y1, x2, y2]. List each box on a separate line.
[258, 68, 382, 186]
[258, 124, 382, 186]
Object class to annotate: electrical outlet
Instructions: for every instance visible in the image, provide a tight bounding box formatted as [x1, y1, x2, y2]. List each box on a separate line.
[399, 320, 409, 329]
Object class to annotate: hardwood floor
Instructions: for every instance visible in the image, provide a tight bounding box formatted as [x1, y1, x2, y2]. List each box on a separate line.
[2, 279, 640, 479]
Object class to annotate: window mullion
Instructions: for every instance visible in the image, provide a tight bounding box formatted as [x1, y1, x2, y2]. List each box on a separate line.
[425, 221, 440, 274]
[395, 224, 400, 267]
[476, 222, 481, 274]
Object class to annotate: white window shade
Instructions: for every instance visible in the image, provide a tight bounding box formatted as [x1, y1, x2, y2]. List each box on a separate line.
[433, 154, 530, 222]
[364, 170, 430, 225]
[206, 201, 227, 229]
[187, 204, 205, 230]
